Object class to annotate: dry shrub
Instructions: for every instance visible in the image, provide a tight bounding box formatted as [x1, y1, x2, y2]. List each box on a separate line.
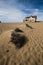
[15, 28, 23, 32]
[10, 30, 28, 49]
[26, 24, 33, 29]
[0, 21, 1, 23]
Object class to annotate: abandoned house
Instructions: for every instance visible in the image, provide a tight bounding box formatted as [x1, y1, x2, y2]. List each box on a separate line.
[23, 16, 37, 22]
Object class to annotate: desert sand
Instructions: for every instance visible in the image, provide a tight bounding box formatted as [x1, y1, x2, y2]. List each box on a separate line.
[0, 22, 43, 65]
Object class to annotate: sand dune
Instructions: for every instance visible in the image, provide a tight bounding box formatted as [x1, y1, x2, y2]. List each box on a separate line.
[0, 22, 43, 65]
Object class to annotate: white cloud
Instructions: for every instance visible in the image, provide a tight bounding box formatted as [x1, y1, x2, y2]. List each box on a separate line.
[0, 8, 26, 22]
[0, 0, 26, 22]
[32, 9, 39, 15]
[0, 0, 43, 22]
[25, 8, 43, 21]
[32, 9, 43, 21]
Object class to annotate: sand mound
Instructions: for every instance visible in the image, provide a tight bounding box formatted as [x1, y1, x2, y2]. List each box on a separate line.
[0, 23, 43, 65]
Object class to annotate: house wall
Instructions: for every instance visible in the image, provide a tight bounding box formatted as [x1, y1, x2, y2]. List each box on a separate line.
[28, 17, 36, 22]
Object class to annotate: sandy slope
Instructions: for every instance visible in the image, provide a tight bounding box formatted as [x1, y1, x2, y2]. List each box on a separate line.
[0, 22, 43, 65]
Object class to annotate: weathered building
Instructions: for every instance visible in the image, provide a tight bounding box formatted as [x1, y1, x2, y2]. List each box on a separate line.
[23, 16, 37, 22]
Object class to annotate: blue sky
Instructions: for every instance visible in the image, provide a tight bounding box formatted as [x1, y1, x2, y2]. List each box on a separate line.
[0, 0, 43, 22]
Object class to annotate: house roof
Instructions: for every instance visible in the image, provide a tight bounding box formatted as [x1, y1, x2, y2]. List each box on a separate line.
[26, 16, 37, 18]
